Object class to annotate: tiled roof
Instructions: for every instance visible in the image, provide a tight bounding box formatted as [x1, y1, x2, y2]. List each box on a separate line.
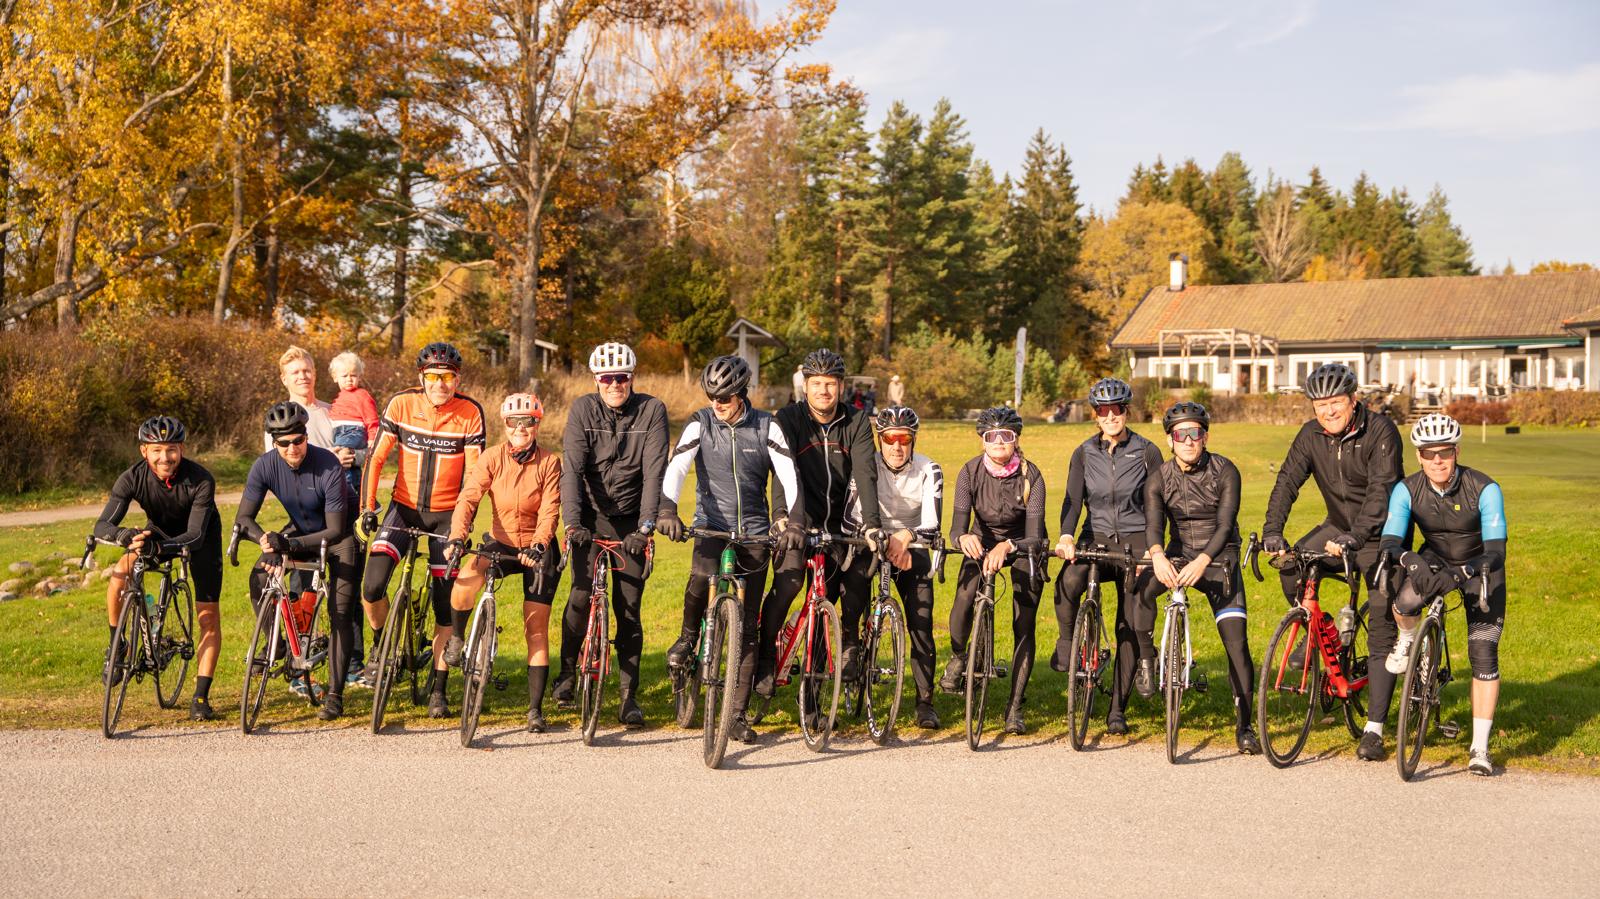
[1564, 303, 1600, 327]
[1109, 271, 1600, 348]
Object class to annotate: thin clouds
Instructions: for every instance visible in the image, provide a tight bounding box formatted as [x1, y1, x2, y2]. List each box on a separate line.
[1235, 0, 1316, 48]
[1376, 62, 1600, 138]
[1175, 0, 1316, 52]
[825, 28, 954, 95]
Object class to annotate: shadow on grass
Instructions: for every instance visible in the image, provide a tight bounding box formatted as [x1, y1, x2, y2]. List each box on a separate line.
[1494, 660, 1600, 763]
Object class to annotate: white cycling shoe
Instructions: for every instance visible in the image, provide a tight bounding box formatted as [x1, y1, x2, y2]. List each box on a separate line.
[1384, 636, 1413, 675]
[1469, 748, 1494, 776]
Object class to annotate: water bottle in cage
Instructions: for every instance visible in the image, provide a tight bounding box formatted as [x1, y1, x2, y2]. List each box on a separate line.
[293, 590, 317, 634]
[1336, 605, 1357, 647]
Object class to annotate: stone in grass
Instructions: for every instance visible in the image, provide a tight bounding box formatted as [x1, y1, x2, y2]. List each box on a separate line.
[0, 591, 17, 602]
[81, 572, 97, 589]
[31, 578, 55, 596]
[0, 578, 20, 593]
[8, 561, 34, 575]
[44, 551, 67, 562]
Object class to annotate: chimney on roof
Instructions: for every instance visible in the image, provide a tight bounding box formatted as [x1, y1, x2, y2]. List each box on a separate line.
[1168, 253, 1188, 292]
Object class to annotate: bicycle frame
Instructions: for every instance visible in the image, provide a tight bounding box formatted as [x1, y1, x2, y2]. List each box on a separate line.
[580, 540, 627, 683]
[88, 536, 192, 674]
[1257, 543, 1366, 701]
[1158, 587, 1193, 691]
[768, 543, 838, 693]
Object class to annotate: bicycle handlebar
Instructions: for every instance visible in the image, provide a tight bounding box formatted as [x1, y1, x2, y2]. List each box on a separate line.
[682, 527, 780, 546]
[1244, 531, 1352, 583]
[84, 533, 184, 570]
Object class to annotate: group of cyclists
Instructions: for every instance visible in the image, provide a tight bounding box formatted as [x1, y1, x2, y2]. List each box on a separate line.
[91, 339, 1509, 775]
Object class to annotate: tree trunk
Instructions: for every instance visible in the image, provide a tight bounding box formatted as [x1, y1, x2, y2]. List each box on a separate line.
[881, 253, 895, 358]
[213, 40, 243, 323]
[515, 1, 541, 387]
[0, 153, 8, 312]
[263, 226, 280, 314]
[53, 201, 79, 329]
[391, 94, 413, 356]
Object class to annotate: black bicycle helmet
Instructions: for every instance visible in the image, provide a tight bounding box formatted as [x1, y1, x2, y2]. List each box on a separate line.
[874, 404, 921, 434]
[264, 401, 311, 436]
[975, 406, 1024, 436]
[800, 348, 846, 379]
[415, 341, 463, 372]
[1303, 362, 1357, 399]
[137, 415, 186, 445]
[700, 355, 752, 397]
[1088, 377, 1133, 406]
[1162, 401, 1210, 433]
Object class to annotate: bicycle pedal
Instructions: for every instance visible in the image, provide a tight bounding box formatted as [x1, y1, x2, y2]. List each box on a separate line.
[1192, 670, 1208, 693]
[1438, 721, 1462, 739]
[492, 677, 508, 691]
[994, 661, 1009, 678]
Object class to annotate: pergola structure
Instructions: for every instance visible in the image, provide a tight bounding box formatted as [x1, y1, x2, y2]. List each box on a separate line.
[1155, 328, 1280, 394]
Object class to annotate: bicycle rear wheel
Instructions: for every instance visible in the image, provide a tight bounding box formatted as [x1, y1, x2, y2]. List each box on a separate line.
[241, 596, 279, 735]
[1396, 616, 1443, 782]
[797, 600, 842, 752]
[579, 594, 609, 746]
[370, 591, 411, 734]
[701, 594, 741, 769]
[673, 643, 701, 729]
[1258, 607, 1319, 768]
[459, 600, 494, 748]
[153, 577, 195, 709]
[1164, 605, 1187, 764]
[1066, 598, 1102, 751]
[1340, 601, 1371, 740]
[102, 594, 139, 738]
[964, 600, 994, 751]
[865, 599, 906, 745]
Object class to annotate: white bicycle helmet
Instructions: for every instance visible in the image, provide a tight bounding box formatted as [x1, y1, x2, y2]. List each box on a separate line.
[588, 342, 637, 375]
[501, 392, 544, 420]
[1410, 412, 1461, 447]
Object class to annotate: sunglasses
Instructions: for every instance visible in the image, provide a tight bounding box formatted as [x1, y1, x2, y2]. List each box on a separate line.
[421, 371, 457, 385]
[880, 430, 913, 446]
[981, 429, 1017, 445]
[274, 435, 307, 448]
[1171, 425, 1206, 444]
[1093, 403, 1128, 417]
[1419, 446, 1457, 461]
[708, 393, 738, 404]
[597, 373, 632, 386]
[504, 415, 539, 429]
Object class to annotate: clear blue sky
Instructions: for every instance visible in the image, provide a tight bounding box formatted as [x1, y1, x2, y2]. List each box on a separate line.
[807, 0, 1599, 270]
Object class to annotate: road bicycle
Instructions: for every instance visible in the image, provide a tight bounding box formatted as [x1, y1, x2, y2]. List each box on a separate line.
[456, 536, 528, 748]
[370, 525, 448, 733]
[572, 537, 653, 746]
[1248, 533, 1370, 768]
[1064, 544, 1136, 751]
[1385, 555, 1478, 781]
[228, 527, 332, 734]
[672, 527, 767, 769]
[749, 529, 845, 752]
[952, 539, 1047, 751]
[1153, 556, 1231, 764]
[843, 536, 944, 745]
[83, 535, 196, 738]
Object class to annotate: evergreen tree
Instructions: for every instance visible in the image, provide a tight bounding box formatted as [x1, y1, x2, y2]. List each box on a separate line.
[999, 129, 1085, 354]
[1416, 185, 1478, 276]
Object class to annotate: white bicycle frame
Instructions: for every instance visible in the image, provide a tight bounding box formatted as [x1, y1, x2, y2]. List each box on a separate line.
[1157, 586, 1193, 691]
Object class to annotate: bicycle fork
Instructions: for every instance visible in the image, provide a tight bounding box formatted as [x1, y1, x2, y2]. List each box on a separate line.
[1158, 591, 1193, 691]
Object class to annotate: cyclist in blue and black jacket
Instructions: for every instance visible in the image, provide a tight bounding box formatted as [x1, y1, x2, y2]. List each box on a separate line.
[1368, 413, 1507, 776]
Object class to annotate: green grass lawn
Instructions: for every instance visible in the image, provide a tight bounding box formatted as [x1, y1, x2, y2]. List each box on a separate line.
[2, 421, 1597, 774]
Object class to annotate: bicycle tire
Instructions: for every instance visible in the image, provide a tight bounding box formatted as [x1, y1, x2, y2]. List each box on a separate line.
[240, 595, 278, 735]
[370, 590, 410, 734]
[153, 577, 195, 709]
[964, 600, 994, 751]
[1258, 607, 1319, 768]
[1164, 604, 1186, 764]
[1066, 597, 1102, 751]
[404, 582, 428, 706]
[579, 593, 609, 746]
[1340, 600, 1371, 740]
[101, 593, 139, 739]
[865, 599, 907, 745]
[673, 647, 701, 729]
[702, 594, 741, 769]
[797, 599, 842, 752]
[1396, 616, 1443, 782]
[459, 598, 494, 748]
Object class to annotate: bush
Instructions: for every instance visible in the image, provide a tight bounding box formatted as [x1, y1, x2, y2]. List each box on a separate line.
[1507, 390, 1600, 426]
[1206, 393, 1308, 425]
[1446, 399, 1511, 426]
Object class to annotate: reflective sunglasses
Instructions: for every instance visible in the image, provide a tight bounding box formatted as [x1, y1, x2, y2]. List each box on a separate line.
[879, 430, 913, 446]
[708, 392, 738, 404]
[597, 373, 632, 386]
[1418, 446, 1457, 461]
[1093, 403, 1128, 417]
[274, 435, 308, 448]
[421, 371, 457, 385]
[504, 415, 539, 429]
[1170, 425, 1206, 444]
[981, 428, 1017, 445]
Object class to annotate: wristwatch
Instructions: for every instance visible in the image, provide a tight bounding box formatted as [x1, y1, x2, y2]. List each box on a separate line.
[638, 520, 656, 536]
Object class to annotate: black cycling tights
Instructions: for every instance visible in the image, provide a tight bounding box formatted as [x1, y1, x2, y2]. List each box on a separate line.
[948, 557, 1042, 709]
[678, 537, 772, 715]
[560, 539, 648, 695]
[841, 550, 938, 704]
[249, 536, 361, 698]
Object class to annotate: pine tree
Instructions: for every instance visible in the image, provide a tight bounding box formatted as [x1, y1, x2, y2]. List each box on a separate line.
[1000, 129, 1085, 354]
[1416, 185, 1478, 276]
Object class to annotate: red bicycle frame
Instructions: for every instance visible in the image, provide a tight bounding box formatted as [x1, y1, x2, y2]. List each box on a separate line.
[577, 540, 626, 686]
[767, 548, 836, 693]
[1269, 568, 1368, 700]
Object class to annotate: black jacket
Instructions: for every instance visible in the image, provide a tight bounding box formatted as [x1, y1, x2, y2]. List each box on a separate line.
[94, 458, 220, 552]
[950, 454, 1046, 547]
[1060, 430, 1164, 541]
[773, 401, 881, 532]
[1145, 451, 1242, 560]
[561, 391, 670, 532]
[1263, 404, 1403, 550]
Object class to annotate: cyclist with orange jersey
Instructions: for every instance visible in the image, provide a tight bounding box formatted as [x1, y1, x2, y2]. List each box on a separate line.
[355, 342, 488, 718]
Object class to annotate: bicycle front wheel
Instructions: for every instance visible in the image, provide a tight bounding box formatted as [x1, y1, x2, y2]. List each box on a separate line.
[1066, 597, 1103, 751]
[459, 600, 494, 748]
[370, 591, 410, 734]
[701, 594, 741, 769]
[864, 599, 906, 745]
[1340, 601, 1371, 740]
[964, 600, 994, 751]
[1258, 607, 1319, 768]
[1396, 616, 1444, 782]
[153, 577, 195, 709]
[102, 594, 139, 738]
[404, 584, 428, 705]
[241, 596, 278, 735]
[1164, 605, 1187, 764]
[579, 595, 609, 746]
[797, 600, 842, 752]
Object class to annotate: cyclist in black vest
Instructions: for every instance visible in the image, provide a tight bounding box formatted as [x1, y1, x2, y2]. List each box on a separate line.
[1052, 377, 1164, 736]
[1370, 413, 1507, 775]
[1141, 402, 1259, 754]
